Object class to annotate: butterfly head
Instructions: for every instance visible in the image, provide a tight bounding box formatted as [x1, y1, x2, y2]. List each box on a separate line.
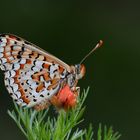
[67, 64, 85, 88]
[74, 64, 86, 80]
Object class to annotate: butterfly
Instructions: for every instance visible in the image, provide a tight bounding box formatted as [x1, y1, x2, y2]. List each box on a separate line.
[0, 34, 103, 110]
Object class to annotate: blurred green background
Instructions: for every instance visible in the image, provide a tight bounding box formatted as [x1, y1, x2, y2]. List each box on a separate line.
[0, 0, 139, 139]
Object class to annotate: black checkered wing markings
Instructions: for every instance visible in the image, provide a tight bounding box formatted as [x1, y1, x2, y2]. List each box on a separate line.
[0, 34, 70, 74]
[0, 34, 68, 106]
[16, 65, 62, 106]
[3, 59, 63, 106]
[0, 34, 71, 71]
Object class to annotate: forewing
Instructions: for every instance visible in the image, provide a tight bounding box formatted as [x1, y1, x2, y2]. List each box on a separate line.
[0, 34, 68, 107]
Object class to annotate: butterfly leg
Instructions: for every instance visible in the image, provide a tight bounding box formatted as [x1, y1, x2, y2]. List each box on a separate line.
[71, 86, 80, 98]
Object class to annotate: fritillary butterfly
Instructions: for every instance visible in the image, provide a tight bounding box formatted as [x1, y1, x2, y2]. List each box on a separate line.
[0, 34, 103, 110]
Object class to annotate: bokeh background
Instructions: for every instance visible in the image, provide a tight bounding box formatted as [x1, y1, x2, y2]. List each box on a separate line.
[0, 0, 139, 139]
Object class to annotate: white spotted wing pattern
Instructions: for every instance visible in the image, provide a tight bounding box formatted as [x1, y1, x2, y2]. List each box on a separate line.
[0, 34, 87, 110]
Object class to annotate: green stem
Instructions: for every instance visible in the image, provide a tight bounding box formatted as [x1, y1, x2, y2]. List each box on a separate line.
[8, 87, 121, 140]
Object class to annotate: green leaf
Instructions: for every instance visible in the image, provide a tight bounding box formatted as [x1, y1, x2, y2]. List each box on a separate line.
[8, 87, 121, 140]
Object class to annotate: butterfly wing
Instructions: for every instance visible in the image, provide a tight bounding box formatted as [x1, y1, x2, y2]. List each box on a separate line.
[0, 34, 70, 107]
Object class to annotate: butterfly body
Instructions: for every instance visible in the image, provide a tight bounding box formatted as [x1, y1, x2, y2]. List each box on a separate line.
[0, 34, 85, 110]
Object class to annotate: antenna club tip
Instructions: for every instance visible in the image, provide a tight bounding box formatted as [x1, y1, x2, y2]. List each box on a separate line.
[99, 40, 103, 47]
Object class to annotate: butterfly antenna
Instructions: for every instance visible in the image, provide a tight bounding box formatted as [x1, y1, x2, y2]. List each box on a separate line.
[80, 40, 103, 64]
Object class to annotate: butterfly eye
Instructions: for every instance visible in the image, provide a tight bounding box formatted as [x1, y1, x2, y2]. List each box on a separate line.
[75, 64, 86, 80]
[75, 64, 81, 75]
